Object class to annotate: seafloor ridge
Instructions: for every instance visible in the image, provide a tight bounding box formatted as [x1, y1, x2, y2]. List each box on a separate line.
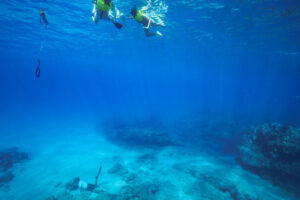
[0, 116, 299, 200]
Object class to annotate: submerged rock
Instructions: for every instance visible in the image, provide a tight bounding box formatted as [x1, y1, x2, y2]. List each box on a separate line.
[0, 172, 14, 188]
[237, 123, 300, 192]
[169, 114, 245, 154]
[136, 153, 157, 163]
[107, 163, 123, 174]
[55, 181, 63, 188]
[65, 177, 80, 191]
[54, 191, 78, 200]
[45, 196, 58, 200]
[46, 190, 92, 200]
[0, 147, 29, 173]
[187, 168, 256, 200]
[45, 190, 115, 200]
[122, 173, 135, 183]
[99, 118, 177, 148]
[0, 147, 29, 190]
[117, 182, 160, 200]
[94, 190, 115, 200]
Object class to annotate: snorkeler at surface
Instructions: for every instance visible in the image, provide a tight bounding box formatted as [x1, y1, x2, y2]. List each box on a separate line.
[92, 0, 122, 30]
[40, 9, 48, 25]
[35, 59, 41, 78]
[130, 5, 165, 37]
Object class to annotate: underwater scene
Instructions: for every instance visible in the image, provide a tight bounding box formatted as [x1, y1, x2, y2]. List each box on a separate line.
[0, 0, 300, 199]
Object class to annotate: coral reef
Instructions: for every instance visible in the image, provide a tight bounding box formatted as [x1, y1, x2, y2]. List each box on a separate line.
[237, 123, 300, 192]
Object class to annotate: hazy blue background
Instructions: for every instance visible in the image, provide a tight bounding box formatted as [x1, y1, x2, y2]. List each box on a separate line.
[0, 0, 300, 131]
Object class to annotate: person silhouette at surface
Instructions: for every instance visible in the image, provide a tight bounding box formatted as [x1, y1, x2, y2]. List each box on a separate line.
[40, 9, 48, 26]
[35, 59, 41, 78]
[92, 0, 122, 30]
[130, 5, 165, 37]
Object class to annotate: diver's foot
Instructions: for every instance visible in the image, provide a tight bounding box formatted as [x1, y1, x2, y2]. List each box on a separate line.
[116, 10, 122, 19]
[114, 22, 123, 30]
[156, 31, 163, 36]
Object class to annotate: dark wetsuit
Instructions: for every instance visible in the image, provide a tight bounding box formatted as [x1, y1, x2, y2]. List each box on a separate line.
[35, 60, 40, 78]
[141, 17, 150, 28]
[40, 12, 48, 25]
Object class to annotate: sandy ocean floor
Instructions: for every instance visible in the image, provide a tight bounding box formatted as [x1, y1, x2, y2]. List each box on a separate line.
[0, 123, 298, 200]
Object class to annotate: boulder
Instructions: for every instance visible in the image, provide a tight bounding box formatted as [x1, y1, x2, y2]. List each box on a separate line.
[94, 190, 115, 200]
[0, 172, 14, 188]
[122, 173, 135, 183]
[0, 147, 29, 189]
[117, 182, 160, 200]
[107, 163, 123, 174]
[99, 118, 176, 148]
[65, 177, 80, 191]
[45, 196, 58, 200]
[47, 190, 93, 200]
[0, 147, 29, 173]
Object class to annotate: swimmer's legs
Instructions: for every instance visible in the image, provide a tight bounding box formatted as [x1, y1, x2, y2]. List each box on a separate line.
[106, 12, 122, 30]
[107, 17, 122, 29]
[143, 20, 164, 36]
[144, 28, 158, 37]
[94, 10, 122, 29]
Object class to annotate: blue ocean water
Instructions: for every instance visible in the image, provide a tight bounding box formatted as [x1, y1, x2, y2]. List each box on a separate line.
[0, 0, 300, 199]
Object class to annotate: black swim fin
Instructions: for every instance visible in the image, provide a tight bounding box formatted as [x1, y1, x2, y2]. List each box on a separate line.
[114, 22, 122, 30]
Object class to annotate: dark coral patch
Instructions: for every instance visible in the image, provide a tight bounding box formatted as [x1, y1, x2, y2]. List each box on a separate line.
[0, 147, 29, 189]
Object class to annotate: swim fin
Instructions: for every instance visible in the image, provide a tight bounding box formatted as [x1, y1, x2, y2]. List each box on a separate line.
[114, 22, 122, 30]
[156, 31, 162, 36]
